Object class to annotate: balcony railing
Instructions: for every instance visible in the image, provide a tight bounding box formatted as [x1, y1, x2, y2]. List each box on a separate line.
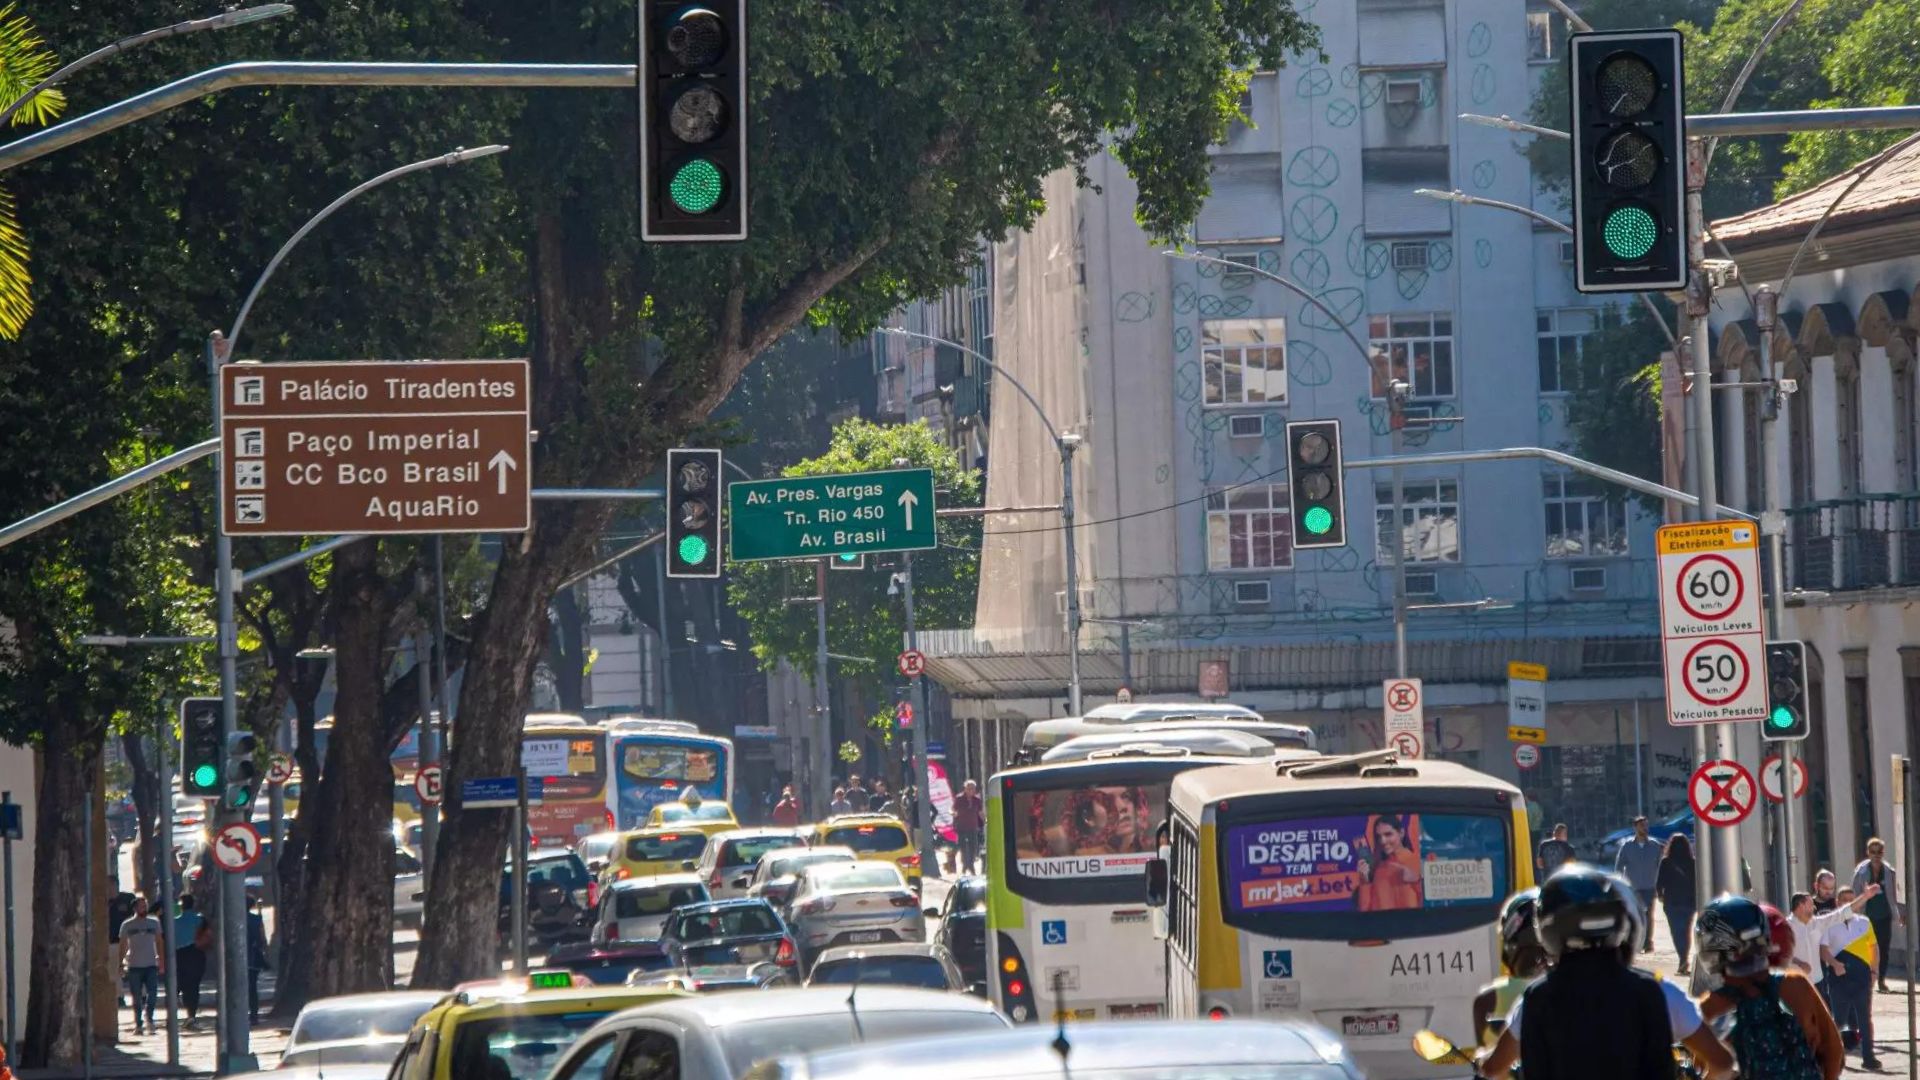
[1784, 494, 1920, 592]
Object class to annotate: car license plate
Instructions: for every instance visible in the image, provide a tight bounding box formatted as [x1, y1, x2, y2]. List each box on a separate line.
[848, 931, 884, 943]
[1341, 1013, 1400, 1038]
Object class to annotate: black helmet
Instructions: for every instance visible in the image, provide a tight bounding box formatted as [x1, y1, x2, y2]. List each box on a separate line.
[1536, 863, 1637, 958]
[1499, 888, 1543, 968]
[1695, 895, 1771, 978]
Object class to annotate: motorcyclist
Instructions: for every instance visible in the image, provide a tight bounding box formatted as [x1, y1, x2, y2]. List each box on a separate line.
[1695, 895, 1842, 1080]
[1473, 887, 1548, 1046]
[1478, 864, 1736, 1080]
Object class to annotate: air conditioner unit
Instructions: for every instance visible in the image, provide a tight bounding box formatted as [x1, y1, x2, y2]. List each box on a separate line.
[1234, 580, 1271, 605]
[1558, 239, 1576, 264]
[1228, 414, 1266, 438]
[1570, 566, 1608, 591]
[1404, 571, 1440, 597]
[1391, 242, 1429, 271]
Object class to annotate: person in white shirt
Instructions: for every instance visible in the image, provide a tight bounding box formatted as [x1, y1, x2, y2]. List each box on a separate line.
[1788, 884, 1877, 991]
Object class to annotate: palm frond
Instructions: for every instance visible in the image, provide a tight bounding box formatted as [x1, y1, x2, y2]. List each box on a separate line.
[0, 183, 30, 339]
[0, 1, 65, 127]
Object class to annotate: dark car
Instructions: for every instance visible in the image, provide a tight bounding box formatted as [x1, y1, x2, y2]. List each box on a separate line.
[661, 897, 800, 976]
[500, 849, 595, 950]
[929, 876, 987, 994]
[1594, 808, 1693, 864]
[804, 943, 966, 991]
[543, 939, 677, 985]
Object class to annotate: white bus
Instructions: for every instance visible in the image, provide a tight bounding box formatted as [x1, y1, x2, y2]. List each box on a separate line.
[1014, 710, 1316, 765]
[984, 740, 1317, 1024]
[1150, 751, 1534, 1080]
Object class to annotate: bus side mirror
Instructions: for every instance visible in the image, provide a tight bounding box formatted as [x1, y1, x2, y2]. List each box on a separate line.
[1145, 856, 1169, 908]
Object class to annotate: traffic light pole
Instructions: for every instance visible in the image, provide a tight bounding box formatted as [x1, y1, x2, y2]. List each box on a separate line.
[1389, 383, 1409, 679]
[1755, 283, 1802, 897]
[209, 335, 254, 1073]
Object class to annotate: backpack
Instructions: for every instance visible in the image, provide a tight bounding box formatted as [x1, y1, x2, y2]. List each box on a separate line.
[1727, 974, 1820, 1080]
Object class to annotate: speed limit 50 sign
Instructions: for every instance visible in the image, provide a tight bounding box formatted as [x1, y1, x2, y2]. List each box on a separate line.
[1656, 521, 1767, 725]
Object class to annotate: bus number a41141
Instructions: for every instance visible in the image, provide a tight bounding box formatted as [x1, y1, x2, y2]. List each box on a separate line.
[1388, 950, 1475, 978]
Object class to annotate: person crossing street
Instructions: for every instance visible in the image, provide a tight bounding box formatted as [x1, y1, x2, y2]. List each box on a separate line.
[116, 895, 163, 1036]
[1614, 816, 1663, 953]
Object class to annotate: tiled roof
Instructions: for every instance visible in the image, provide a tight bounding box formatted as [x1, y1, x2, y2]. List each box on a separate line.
[1711, 136, 1920, 247]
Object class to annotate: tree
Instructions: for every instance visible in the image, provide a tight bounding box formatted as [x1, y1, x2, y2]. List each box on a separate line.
[1777, 0, 1920, 193]
[0, 2, 63, 339]
[1563, 303, 1674, 507]
[412, 0, 1322, 986]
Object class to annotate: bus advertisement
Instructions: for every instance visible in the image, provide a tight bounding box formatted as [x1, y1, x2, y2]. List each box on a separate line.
[607, 720, 734, 830]
[521, 715, 614, 847]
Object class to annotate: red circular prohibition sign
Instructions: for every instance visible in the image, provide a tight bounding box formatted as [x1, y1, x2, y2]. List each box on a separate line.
[1680, 637, 1751, 706]
[1676, 553, 1745, 622]
[1689, 759, 1757, 826]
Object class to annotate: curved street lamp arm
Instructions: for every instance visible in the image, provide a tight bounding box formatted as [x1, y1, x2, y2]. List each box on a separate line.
[877, 327, 1063, 446]
[1775, 130, 1920, 305]
[1161, 250, 1374, 366]
[1706, 0, 1810, 170]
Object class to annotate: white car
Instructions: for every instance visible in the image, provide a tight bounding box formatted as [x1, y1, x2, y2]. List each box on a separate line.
[393, 847, 425, 926]
[695, 828, 813, 899]
[591, 874, 710, 943]
[283, 990, 442, 1069]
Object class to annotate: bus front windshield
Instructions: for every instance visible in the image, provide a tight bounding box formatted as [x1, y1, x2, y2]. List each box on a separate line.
[1006, 779, 1169, 903]
[1219, 808, 1510, 938]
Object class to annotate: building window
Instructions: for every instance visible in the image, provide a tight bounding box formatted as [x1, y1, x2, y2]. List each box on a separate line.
[1203, 317, 1287, 406]
[1369, 313, 1455, 399]
[1543, 473, 1628, 558]
[1207, 485, 1294, 570]
[968, 258, 993, 363]
[1537, 308, 1599, 394]
[1375, 479, 1461, 564]
[1527, 11, 1565, 62]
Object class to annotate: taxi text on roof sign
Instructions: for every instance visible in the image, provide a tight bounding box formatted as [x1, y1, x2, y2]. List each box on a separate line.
[727, 468, 938, 561]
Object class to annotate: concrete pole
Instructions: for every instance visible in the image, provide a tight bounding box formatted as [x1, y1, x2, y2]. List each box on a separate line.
[1755, 285, 1801, 897]
[1060, 437, 1084, 715]
[415, 631, 437, 883]
[210, 332, 254, 1072]
[901, 554, 935, 880]
[813, 561, 832, 817]
[1390, 382, 1409, 679]
[154, 735, 180, 1067]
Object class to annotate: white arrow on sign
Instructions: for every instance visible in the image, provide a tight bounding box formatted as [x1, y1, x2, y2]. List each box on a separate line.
[489, 449, 518, 495]
[897, 488, 919, 531]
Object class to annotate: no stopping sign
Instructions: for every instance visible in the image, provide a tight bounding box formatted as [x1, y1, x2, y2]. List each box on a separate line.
[1688, 760, 1757, 827]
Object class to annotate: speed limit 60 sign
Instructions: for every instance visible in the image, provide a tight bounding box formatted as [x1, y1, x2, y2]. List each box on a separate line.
[1656, 521, 1767, 725]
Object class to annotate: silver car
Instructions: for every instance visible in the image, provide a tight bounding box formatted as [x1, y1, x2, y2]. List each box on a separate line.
[282, 990, 442, 1069]
[784, 862, 924, 967]
[592, 873, 710, 943]
[805, 942, 965, 991]
[696, 828, 814, 899]
[748, 845, 857, 911]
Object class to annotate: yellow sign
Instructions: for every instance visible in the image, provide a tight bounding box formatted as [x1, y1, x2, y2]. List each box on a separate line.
[1655, 520, 1758, 555]
[1508, 725, 1547, 744]
[1508, 661, 1547, 682]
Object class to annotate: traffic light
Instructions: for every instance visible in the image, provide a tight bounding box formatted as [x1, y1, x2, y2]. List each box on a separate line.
[829, 552, 865, 571]
[667, 448, 723, 578]
[1285, 419, 1346, 550]
[223, 730, 258, 811]
[639, 0, 747, 242]
[1568, 29, 1687, 293]
[1764, 639, 1811, 741]
[180, 697, 222, 798]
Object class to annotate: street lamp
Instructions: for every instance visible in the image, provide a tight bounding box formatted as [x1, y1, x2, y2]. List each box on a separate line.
[0, 6, 295, 130]
[875, 326, 1087, 716]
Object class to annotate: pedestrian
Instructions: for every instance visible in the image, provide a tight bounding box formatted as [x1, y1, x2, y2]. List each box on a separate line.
[174, 894, 210, 1023]
[246, 894, 269, 1025]
[770, 785, 802, 827]
[868, 778, 891, 815]
[1612, 816, 1662, 952]
[845, 774, 868, 807]
[829, 787, 853, 816]
[1820, 884, 1882, 1070]
[1850, 837, 1902, 992]
[1656, 833, 1697, 975]
[1789, 887, 1876, 1012]
[116, 895, 163, 1035]
[1695, 895, 1843, 1080]
[1536, 823, 1576, 877]
[952, 779, 984, 875]
[1812, 869, 1839, 915]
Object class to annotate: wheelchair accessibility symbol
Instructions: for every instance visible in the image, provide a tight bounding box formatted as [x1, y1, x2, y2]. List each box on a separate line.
[1041, 920, 1068, 945]
[1263, 950, 1293, 979]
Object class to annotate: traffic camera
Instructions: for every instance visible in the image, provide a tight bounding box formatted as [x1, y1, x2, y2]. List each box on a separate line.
[180, 697, 223, 798]
[1568, 29, 1688, 293]
[1285, 419, 1346, 550]
[1764, 639, 1811, 741]
[639, 0, 747, 241]
[667, 448, 723, 579]
[224, 730, 259, 811]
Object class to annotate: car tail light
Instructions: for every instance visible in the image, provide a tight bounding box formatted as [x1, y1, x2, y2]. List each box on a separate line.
[996, 932, 1037, 1024]
[710, 871, 723, 889]
[897, 854, 920, 869]
[775, 937, 797, 966]
[586, 881, 599, 908]
[1207, 1006, 1230, 1021]
[1008, 979, 1025, 997]
[889, 893, 918, 908]
[615, 867, 631, 880]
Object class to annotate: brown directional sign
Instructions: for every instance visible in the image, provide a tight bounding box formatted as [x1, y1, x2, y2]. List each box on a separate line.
[219, 359, 531, 536]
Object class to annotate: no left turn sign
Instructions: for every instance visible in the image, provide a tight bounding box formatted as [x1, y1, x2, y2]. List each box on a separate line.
[266, 753, 294, 785]
[212, 821, 264, 873]
[1688, 759, 1757, 827]
[1761, 755, 1809, 802]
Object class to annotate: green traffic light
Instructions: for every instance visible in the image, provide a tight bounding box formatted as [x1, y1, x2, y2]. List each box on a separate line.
[837, 552, 858, 563]
[1768, 704, 1797, 731]
[228, 788, 252, 810]
[1302, 505, 1334, 536]
[669, 159, 725, 214]
[1602, 205, 1658, 260]
[678, 534, 710, 566]
[191, 764, 218, 789]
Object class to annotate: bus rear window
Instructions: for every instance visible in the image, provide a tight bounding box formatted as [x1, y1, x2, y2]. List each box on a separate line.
[1014, 783, 1167, 878]
[1224, 812, 1509, 915]
[821, 826, 907, 853]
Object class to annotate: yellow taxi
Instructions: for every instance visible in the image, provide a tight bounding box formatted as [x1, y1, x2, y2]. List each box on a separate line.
[387, 978, 684, 1080]
[810, 813, 922, 887]
[643, 799, 740, 837]
[604, 826, 711, 882]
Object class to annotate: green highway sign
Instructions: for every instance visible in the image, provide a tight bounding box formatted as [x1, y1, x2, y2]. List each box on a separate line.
[728, 468, 938, 561]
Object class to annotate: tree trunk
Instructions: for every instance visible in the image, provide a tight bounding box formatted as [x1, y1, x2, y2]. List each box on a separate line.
[276, 540, 398, 1009]
[23, 718, 99, 1067]
[550, 587, 586, 714]
[122, 732, 160, 900]
[271, 657, 327, 1016]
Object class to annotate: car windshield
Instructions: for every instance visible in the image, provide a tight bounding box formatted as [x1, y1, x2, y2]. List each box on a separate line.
[767, 851, 853, 879]
[290, 999, 436, 1044]
[278, 1039, 406, 1068]
[955, 882, 988, 911]
[657, 803, 733, 822]
[447, 1010, 615, 1080]
[528, 857, 588, 889]
[812, 865, 905, 892]
[616, 884, 707, 918]
[577, 835, 617, 861]
[671, 905, 781, 940]
[627, 832, 708, 862]
[821, 825, 908, 853]
[723, 835, 803, 869]
[720, 1011, 1008, 1076]
[809, 955, 949, 989]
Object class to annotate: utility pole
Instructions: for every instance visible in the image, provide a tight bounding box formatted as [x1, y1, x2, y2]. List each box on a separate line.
[1755, 284, 1800, 895]
[415, 629, 437, 882]
[209, 332, 254, 1072]
[1389, 380, 1410, 678]
[900, 553, 935, 877]
[1059, 434, 1084, 715]
[813, 561, 832, 817]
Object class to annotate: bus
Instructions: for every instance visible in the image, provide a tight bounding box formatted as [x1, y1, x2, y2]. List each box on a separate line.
[1015, 714, 1316, 765]
[605, 718, 734, 830]
[1150, 751, 1533, 1080]
[983, 739, 1319, 1025]
[522, 714, 615, 847]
